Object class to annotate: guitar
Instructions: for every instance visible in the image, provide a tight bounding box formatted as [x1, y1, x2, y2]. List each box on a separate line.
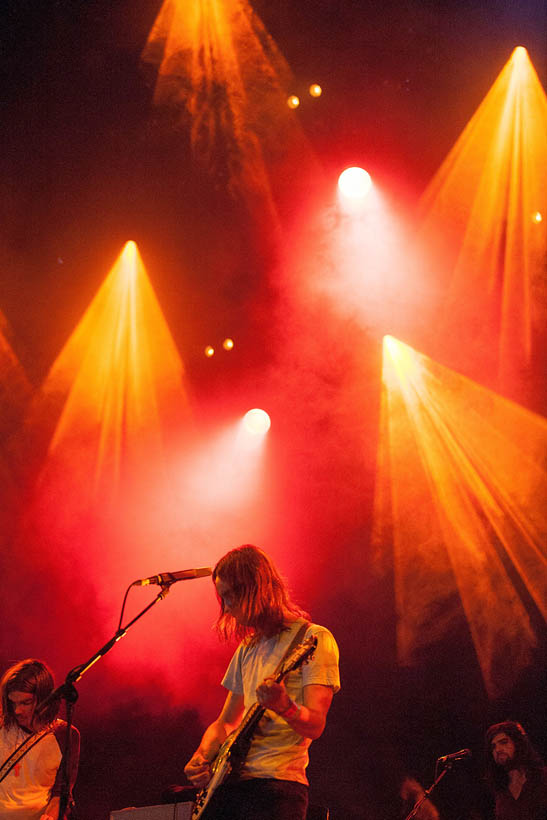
[191, 635, 318, 820]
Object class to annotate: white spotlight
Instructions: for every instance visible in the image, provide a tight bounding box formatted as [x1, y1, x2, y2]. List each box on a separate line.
[243, 409, 271, 435]
[338, 167, 372, 200]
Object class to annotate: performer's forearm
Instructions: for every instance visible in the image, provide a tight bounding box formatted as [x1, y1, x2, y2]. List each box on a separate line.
[196, 719, 229, 760]
[185, 720, 228, 786]
[256, 678, 333, 740]
[278, 702, 326, 740]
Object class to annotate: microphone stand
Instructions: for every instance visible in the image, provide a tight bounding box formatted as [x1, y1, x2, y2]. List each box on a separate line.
[402, 761, 453, 820]
[35, 583, 174, 820]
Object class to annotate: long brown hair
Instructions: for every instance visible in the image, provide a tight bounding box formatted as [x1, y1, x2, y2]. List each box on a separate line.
[0, 658, 58, 730]
[213, 545, 309, 643]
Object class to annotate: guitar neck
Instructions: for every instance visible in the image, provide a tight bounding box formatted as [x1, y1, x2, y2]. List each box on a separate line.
[234, 662, 290, 745]
[236, 702, 265, 745]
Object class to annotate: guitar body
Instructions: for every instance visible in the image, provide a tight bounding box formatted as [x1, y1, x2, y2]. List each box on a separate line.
[191, 635, 317, 820]
[191, 732, 248, 819]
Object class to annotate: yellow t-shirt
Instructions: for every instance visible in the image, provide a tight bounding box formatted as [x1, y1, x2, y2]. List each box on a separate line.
[221, 619, 340, 785]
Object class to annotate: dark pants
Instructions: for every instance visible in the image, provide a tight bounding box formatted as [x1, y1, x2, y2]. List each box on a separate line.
[205, 777, 309, 820]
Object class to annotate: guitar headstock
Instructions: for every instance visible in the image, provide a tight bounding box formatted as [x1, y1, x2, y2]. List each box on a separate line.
[278, 635, 318, 679]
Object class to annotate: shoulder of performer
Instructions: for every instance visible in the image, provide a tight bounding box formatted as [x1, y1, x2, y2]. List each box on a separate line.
[51, 719, 80, 738]
[50, 720, 81, 758]
[305, 622, 339, 650]
[301, 622, 340, 693]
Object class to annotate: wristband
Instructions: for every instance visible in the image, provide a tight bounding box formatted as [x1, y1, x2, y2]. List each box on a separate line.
[279, 699, 300, 720]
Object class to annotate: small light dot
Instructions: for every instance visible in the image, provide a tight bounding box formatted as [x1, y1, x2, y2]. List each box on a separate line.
[204, 345, 215, 358]
[532, 211, 542, 223]
[287, 95, 300, 109]
[223, 338, 234, 351]
[309, 84, 322, 98]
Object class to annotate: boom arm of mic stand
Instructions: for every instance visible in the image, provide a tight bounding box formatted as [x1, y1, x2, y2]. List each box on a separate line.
[68, 582, 172, 683]
[37, 584, 173, 820]
[402, 766, 449, 820]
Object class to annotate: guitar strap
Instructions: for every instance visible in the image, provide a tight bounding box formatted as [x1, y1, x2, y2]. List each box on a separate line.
[272, 620, 311, 677]
[0, 724, 53, 784]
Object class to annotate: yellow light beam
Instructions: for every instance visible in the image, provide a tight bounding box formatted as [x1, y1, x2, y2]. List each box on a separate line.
[418, 47, 547, 399]
[141, 0, 314, 212]
[373, 335, 547, 697]
[33, 240, 191, 500]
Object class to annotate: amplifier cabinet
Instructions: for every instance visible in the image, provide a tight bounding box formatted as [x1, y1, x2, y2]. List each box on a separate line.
[110, 804, 194, 820]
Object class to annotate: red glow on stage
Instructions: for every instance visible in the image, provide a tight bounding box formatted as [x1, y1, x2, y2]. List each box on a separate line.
[6, 242, 245, 715]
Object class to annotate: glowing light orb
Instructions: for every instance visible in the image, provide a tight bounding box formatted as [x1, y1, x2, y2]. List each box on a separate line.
[532, 211, 542, 223]
[309, 84, 322, 97]
[338, 167, 372, 199]
[223, 338, 234, 350]
[242, 408, 271, 435]
[287, 95, 300, 109]
[204, 345, 215, 357]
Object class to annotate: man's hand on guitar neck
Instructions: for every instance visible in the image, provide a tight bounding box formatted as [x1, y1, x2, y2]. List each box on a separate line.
[256, 677, 292, 715]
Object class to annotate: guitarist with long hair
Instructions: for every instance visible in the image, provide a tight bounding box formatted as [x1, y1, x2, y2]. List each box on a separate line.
[0, 658, 80, 819]
[184, 544, 340, 820]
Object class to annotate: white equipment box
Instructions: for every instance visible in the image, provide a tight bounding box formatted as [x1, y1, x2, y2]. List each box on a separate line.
[110, 804, 193, 820]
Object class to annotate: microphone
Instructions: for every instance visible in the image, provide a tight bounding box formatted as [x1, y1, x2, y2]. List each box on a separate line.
[437, 749, 472, 764]
[132, 567, 213, 586]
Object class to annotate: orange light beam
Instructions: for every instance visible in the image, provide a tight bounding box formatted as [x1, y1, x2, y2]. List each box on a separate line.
[418, 47, 547, 399]
[372, 335, 547, 697]
[35, 240, 191, 501]
[142, 0, 310, 213]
